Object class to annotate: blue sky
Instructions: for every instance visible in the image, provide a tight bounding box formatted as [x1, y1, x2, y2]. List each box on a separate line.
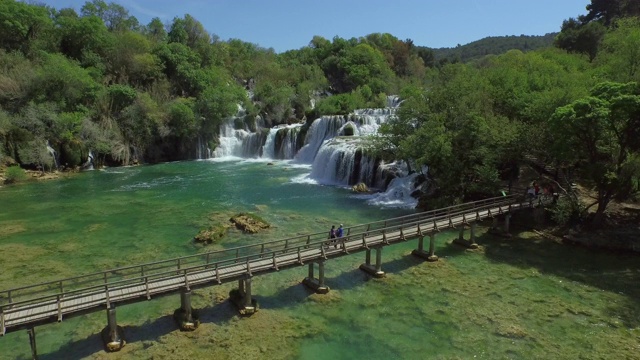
[40, 0, 589, 52]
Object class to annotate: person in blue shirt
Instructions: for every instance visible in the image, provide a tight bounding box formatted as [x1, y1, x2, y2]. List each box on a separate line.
[334, 224, 344, 248]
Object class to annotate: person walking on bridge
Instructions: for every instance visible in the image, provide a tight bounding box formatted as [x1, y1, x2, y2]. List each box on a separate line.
[327, 225, 336, 247]
[335, 224, 344, 248]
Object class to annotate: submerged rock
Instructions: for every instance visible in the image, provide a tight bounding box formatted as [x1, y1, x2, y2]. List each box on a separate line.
[194, 225, 227, 244]
[230, 213, 270, 233]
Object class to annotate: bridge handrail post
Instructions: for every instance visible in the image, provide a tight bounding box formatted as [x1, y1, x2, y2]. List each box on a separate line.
[235, 248, 240, 262]
[145, 277, 150, 300]
[260, 244, 265, 257]
[284, 240, 289, 250]
[362, 233, 368, 249]
[105, 284, 110, 308]
[183, 269, 190, 290]
[246, 258, 252, 276]
[306, 235, 311, 249]
[1, 307, 5, 336]
[56, 295, 62, 322]
[205, 253, 211, 268]
[59, 281, 64, 298]
[103, 272, 108, 285]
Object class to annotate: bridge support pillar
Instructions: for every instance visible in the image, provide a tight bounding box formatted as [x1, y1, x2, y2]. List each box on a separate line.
[360, 247, 385, 278]
[174, 287, 199, 331]
[302, 261, 330, 294]
[101, 304, 125, 352]
[490, 217, 499, 232]
[27, 327, 37, 360]
[503, 214, 512, 237]
[453, 224, 478, 249]
[412, 234, 439, 261]
[230, 277, 258, 315]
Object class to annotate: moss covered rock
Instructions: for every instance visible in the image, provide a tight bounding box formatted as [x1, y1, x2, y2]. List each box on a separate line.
[230, 213, 270, 233]
[194, 225, 227, 244]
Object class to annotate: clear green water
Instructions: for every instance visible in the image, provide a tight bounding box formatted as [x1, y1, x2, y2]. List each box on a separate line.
[1, 160, 639, 359]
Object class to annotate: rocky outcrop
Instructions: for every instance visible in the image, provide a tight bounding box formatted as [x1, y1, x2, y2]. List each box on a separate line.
[351, 183, 369, 193]
[230, 213, 270, 233]
[194, 225, 227, 244]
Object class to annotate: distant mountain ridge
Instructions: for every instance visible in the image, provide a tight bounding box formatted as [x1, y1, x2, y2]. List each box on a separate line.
[422, 33, 558, 63]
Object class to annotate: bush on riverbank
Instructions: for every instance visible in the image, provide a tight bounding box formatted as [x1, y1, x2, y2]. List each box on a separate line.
[4, 166, 27, 184]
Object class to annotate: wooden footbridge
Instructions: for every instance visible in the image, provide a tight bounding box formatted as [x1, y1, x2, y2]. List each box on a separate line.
[0, 194, 542, 357]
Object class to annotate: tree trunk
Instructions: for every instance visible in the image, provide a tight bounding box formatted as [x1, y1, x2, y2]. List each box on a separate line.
[591, 192, 611, 227]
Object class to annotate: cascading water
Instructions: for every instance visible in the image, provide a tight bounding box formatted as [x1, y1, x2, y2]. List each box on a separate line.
[82, 151, 94, 170]
[211, 95, 422, 208]
[46, 140, 58, 170]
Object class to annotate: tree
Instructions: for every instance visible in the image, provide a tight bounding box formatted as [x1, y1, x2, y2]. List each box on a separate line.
[555, 18, 605, 61]
[550, 82, 640, 225]
[0, 0, 53, 54]
[596, 18, 640, 82]
[144, 17, 167, 43]
[80, 0, 139, 32]
[583, 0, 640, 26]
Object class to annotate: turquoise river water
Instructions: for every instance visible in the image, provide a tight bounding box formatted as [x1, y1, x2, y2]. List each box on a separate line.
[0, 160, 639, 359]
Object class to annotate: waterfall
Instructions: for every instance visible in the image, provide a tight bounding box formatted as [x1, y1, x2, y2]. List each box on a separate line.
[262, 128, 278, 159]
[365, 172, 419, 209]
[83, 151, 94, 170]
[46, 140, 58, 170]
[260, 124, 303, 160]
[213, 120, 249, 158]
[210, 94, 422, 208]
[295, 116, 346, 163]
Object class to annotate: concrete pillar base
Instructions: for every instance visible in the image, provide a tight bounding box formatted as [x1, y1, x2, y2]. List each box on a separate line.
[229, 289, 258, 316]
[411, 249, 439, 262]
[452, 238, 479, 249]
[173, 307, 199, 331]
[174, 287, 199, 330]
[359, 264, 385, 278]
[302, 278, 330, 294]
[101, 305, 125, 352]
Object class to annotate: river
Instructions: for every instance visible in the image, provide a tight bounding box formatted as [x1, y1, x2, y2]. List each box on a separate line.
[1, 159, 639, 359]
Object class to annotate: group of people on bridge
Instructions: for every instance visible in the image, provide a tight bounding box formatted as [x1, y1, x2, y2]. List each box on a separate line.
[328, 224, 344, 248]
[526, 181, 559, 204]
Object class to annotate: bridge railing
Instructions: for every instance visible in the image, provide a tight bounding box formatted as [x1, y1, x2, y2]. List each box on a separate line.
[0, 195, 521, 314]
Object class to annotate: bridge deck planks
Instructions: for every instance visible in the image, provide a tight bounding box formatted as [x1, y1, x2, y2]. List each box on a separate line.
[1, 201, 533, 333]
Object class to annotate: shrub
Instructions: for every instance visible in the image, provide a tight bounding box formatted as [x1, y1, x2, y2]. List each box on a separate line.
[549, 197, 586, 226]
[4, 166, 27, 184]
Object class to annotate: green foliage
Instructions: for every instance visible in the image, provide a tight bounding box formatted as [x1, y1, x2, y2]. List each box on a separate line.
[555, 19, 605, 61]
[168, 98, 196, 138]
[596, 18, 640, 82]
[0, 0, 53, 54]
[424, 34, 557, 64]
[4, 165, 27, 183]
[34, 53, 101, 111]
[549, 197, 586, 226]
[550, 81, 640, 223]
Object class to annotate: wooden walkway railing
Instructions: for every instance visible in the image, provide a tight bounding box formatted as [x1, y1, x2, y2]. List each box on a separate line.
[0, 195, 533, 335]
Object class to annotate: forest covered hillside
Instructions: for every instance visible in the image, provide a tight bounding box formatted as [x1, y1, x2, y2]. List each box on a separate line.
[424, 33, 557, 64]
